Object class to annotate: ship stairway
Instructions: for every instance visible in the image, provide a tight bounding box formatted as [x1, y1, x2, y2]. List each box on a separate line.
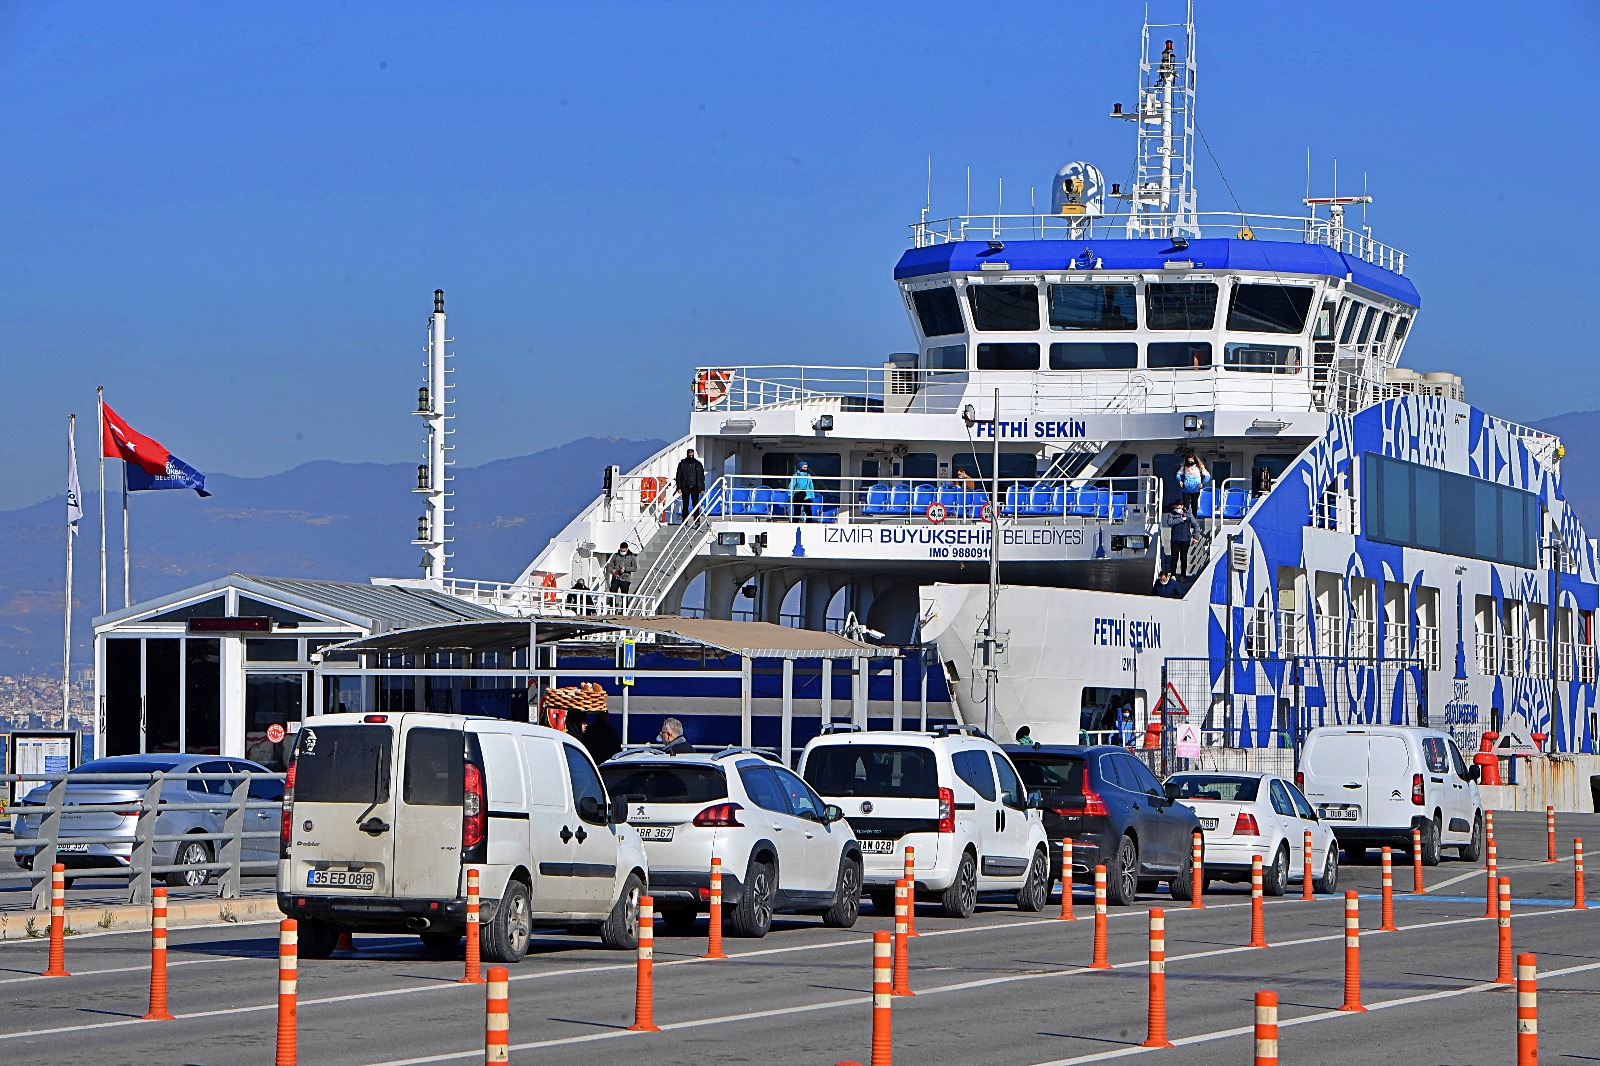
[632, 485, 718, 609]
[1039, 374, 1152, 480]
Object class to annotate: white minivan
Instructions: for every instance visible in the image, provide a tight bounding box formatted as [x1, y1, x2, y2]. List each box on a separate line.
[277, 712, 648, 961]
[1297, 725, 1484, 866]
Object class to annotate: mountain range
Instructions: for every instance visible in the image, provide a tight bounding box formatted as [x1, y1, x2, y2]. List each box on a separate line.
[0, 436, 667, 675]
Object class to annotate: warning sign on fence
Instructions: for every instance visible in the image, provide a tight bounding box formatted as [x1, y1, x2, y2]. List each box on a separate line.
[1174, 722, 1201, 759]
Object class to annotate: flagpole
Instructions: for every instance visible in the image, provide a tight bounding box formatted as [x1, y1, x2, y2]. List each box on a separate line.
[64, 414, 76, 730]
[97, 387, 106, 615]
[122, 461, 130, 608]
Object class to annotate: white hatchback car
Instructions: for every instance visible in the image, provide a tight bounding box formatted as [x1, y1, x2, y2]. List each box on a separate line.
[797, 728, 1051, 919]
[1165, 771, 1340, 895]
[599, 748, 862, 938]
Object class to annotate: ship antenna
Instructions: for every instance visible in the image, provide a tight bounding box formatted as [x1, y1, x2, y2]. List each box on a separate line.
[1115, 0, 1198, 239]
[924, 153, 932, 224]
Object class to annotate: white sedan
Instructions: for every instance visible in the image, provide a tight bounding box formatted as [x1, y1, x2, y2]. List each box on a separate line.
[1163, 771, 1340, 895]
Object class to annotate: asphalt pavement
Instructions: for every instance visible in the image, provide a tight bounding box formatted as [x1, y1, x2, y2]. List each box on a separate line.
[0, 811, 1594, 1065]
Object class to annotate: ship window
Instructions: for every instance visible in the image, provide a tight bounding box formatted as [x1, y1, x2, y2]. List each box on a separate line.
[968, 284, 1040, 331]
[1226, 283, 1314, 334]
[912, 287, 966, 337]
[1373, 312, 1393, 343]
[1364, 453, 1540, 568]
[1145, 282, 1218, 330]
[1147, 342, 1213, 369]
[1356, 307, 1376, 345]
[1338, 304, 1362, 345]
[953, 452, 1040, 480]
[1314, 301, 1338, 341]
[924, 344, 966, 370]
[902, 453, 938, 480]
[1049, 342, 1138, 370]
[1223, 343, 1301, 374]
[1048, 283, 1137, 330]
[976, 342, 1040, 370]
[1393, 316, 1410, 342]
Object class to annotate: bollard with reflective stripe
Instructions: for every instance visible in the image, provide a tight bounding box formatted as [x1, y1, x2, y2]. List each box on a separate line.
[1411, 827, 1426, 894]
[1485, 826, 1499, 918]
[1496, 877, 1514, 985]
[1338, 891, 1366, 1012]
[141, 886, 174, 1020]
[1089, 864, 1111, 969]
[902, 847, 918, 937]
[891, 878, 913, 997]
[1189, 831, 1205, 909]
[484, 965, 510, 1065]
[1253, 990, 1278, 1066]
[1379, 847, 1397, 931]
[275, 919, 298, 1066]
[1058, 839, 1077, 920]
[1546, 805, 1558, 863]
[1576, 838, 1589, 911]
[42, 863, 69, 977]
[1300, 830, 1314, 901]
[1516, 952, 1537, 1066]
[871, 930, 893, 1066]
[704, 857, 728, 959]
[459, 868, 484, 985]
[1247, 854, 1268, 948]
[629, 895, 661, 1032]
[1140, 908, 1172, 1047]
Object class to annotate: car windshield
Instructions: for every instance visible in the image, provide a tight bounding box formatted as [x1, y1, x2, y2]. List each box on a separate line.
[802, 745, 939, 799]
[1010, 755, 1085, 794]
[292, 725, 392, 804]
[599, 763, 728, 804]
[1166, 775, 1260, 802]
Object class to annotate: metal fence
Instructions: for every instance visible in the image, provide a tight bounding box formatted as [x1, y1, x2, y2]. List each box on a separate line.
[1, 771, 284, 910]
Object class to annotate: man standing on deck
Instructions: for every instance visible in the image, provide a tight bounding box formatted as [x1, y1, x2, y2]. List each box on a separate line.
[675, 447, 706, 520]
[609, 542, 637, 595]
[1167, 502, 1199, 577]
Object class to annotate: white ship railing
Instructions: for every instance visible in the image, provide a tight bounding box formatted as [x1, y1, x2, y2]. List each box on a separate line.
[440, 578, 657, 618]
[910, 212, 1408, 274]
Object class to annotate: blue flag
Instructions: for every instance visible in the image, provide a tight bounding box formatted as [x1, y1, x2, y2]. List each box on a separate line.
[124, 454, 210, 496]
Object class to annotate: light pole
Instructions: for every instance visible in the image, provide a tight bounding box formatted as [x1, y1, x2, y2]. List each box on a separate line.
[962, 389, 1005, 737]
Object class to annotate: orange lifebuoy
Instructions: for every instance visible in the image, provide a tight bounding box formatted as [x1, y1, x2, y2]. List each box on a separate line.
[640, 476, 665, 506]
[694, 370, 731, 406]
[541, 572, 558, 606]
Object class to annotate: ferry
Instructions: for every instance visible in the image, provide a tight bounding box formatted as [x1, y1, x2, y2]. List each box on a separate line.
[445, 2, 1596, 761]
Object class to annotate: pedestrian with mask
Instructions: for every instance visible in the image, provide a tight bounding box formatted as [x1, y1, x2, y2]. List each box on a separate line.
[609, 542, 637, 594]
[787, 461, 818, 521]
[675, 447, 706, 519]
[1168, 502, 1199, 576]
[1176, 454, 1211, 514]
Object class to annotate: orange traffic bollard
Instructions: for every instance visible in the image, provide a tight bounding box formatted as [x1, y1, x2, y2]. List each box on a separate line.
[1089, 864, 1111, 969]
[1058, 839, 1076, 920]
[1411, 827, 1426, 894]
[705, 857, 728, 959]
[628, 895, 661, 1032]
[1516, 952, 1538, 1066]
[1496, 877, 1514, 985]
[1253, 990, 1279, 1066]
[1576, 838, 1588, 910]
[141, 886, 174, 1020]
[459, 868, 484, 984]
[1338, 890, 1365, 1012]
[1547, 806, 1558, 863]
[275, 919, 297, 1066]
[41, 862, 69, 977]
[891, 879, 913, 997]
[871, 930, 893, 1066]
[1300, 830, 1314, 901]
[1485, 824, 1499, 918]
[1379, 847, 1397, 931]
[1247, 854, 1268, 948]
[902, 847, 918, 937]
[1141, 908, 1173, 1047]
[484, 965, 510, 1065]
[1189, 831, 1205, 909]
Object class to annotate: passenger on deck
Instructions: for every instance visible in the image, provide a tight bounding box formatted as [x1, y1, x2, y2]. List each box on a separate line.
[788, 462, 818, 521]
[675, 448, 706, 519]
[955, 466, 976, 492]
[1177, 454, 1210, 513]
[1153, 570, 1183, 597]
[609, 542, 637, 594]
[1167, 502, 1199, 576]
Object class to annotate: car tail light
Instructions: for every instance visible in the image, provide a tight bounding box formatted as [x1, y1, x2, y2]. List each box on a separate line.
[1233, 812, 1260, 836]
[280, 759, 297, 858]
[1080, 786, 1109, 818]
[1294, 771, 1304, 790]
[1412, 773, 1425, 805]
[462, 762, 486, 849]
[937, 787, 955, 833]
[693, 802, 744, 828]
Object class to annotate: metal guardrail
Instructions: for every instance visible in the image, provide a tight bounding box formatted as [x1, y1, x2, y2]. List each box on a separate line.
[440, 579, 657, 618]
[1, 771, 285, 909]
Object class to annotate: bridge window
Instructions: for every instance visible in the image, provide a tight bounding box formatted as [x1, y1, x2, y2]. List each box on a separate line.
[1048, 283, 1137, 330]
[1226, 283, 1313, 334]
[1145, 282, 1218, 330]
[1372, 312, 1393, 343]
[912, 287, 966, 337]
[1355, 307, 1376, 346]
[924, 344, 966, 370]
[1338, 304, 1363, 345]
[1048, 342, 1138, 370]
[968, 284, 1040, 331]
[975, 342, 1040, 370]
[1147, 342, 1213, 369]
[1223, 343, 1301, 374]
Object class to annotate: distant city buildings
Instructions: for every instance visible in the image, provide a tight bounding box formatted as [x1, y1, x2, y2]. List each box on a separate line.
[0, 673, 94, 735]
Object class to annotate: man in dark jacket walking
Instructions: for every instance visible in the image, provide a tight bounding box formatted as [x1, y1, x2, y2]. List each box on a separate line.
[609, 542, 638, 594]
[1168, 502, 1199, 576]
[675, 448, 706, 519]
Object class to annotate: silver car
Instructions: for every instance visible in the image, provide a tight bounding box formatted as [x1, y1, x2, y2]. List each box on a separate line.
[12, 753, 282, 888]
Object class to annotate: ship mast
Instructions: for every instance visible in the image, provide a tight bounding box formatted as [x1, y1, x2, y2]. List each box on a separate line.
[414, 289, 453, 582]
[1112, 0, 1199, 239]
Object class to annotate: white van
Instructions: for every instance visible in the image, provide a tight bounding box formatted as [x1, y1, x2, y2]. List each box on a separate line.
[1297, 725, 1484, 866]
[277, 712, 647, 961]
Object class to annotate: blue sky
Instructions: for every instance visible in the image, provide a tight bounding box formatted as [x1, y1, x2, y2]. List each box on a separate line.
[4, 0, 1598, 507]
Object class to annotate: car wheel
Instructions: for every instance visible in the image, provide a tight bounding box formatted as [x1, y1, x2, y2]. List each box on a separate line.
[298, 917, 341, 960]
[657, 904, 699, 936]
[1459, 814, 1484, 863]
[482, 879, 533, 963]
[729, 859, 776, 938]
[1313, 843, 1339, 894]
[822, 856, 863, 928]
[1107, 836, 1139, 906]
[940, 849, 978, 918]
[166, 839, 212, 889]
[419, 931, 461, 955]
[1263, 845, 1290, 897]
[600, 872, 643, 950]
[1169, 839, 1196, 901]
[1016, 849, 1050, 912]
[1418, 814, 1442, 867]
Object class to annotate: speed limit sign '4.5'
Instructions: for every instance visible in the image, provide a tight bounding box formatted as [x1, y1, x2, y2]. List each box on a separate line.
[926, 501, 947, 523]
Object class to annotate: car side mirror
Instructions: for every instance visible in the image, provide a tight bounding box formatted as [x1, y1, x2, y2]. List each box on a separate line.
[822, 803, 845, 824]
[609, 797, 629, 824]
[577, 795, 605, 823]
[1026, 790, 1044, 810]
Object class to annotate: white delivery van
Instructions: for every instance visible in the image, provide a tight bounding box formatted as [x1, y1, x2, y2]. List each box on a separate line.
[277, 712, 647, 961]
[1297, 725, 1484, 866]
